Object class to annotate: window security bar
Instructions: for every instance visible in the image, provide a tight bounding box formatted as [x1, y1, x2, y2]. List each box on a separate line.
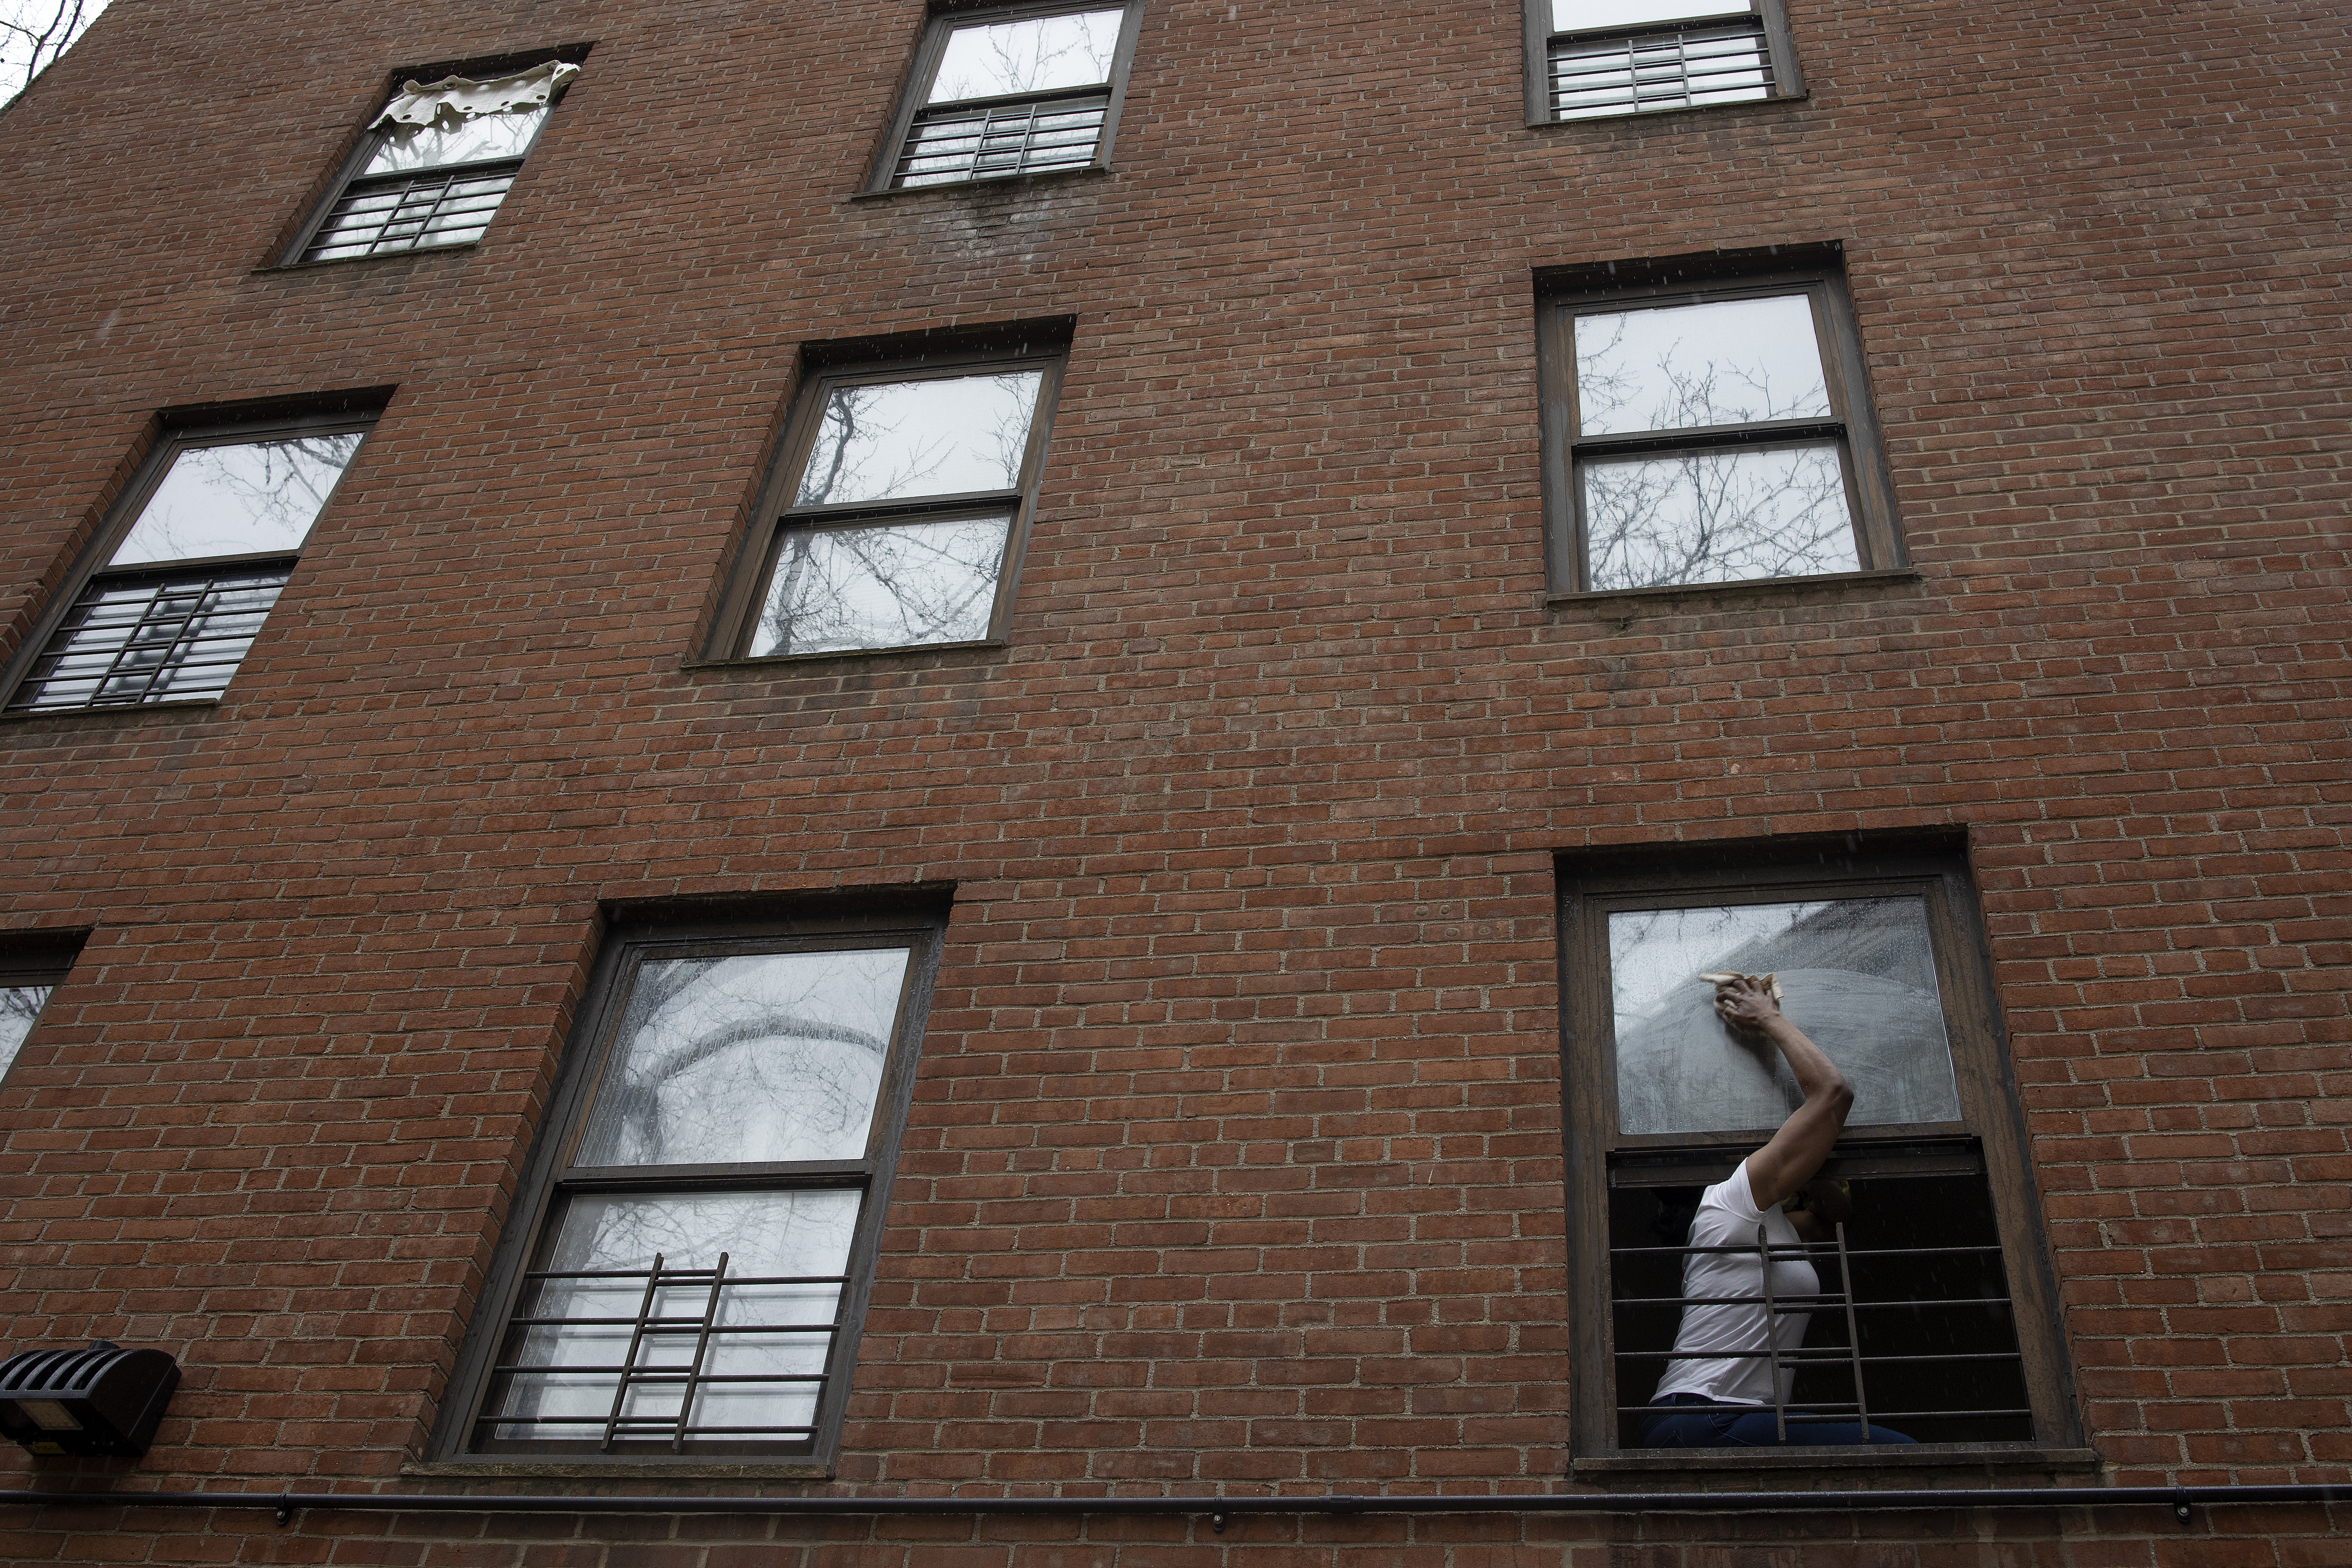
[10, 567, 293, 710]
[481, 1254, 851, 1450]
[1550, 22, 1773, 119]
[894, 93, 1110, 186]
[304, 162, 523, 262]
[1612, 1223, 2028, 1439]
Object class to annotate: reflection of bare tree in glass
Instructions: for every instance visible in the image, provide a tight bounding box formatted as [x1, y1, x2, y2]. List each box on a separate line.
[0, 985, 49, 1080]
[1577, 318, 1852, 590]
[768, 376, 1032, 655]
[588, 956, 893, 1170]
[495, 949, 905, 1443]
[796, 389, 958, 508]
[937, 11, 1118, 100]
[124, 435, 361, 564]
[757, 519, 1008, 655]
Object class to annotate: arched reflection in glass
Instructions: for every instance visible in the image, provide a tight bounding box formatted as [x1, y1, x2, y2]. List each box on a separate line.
[1608, 897, 1962, 1136]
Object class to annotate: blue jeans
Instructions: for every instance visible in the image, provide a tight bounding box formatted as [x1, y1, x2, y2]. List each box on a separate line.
[1639, 1392, 1917, 1448]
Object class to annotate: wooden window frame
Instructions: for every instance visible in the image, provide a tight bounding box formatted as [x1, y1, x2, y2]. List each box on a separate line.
[1554, 840, 2082, 1460]
[867, 0, 1146, 192]
[1522, 0, 1803, 127]
[1536, 248, 1902, 596]
[0, 404, 379, 714]
[431, 904, 947, 1468]
[279, 46, 587, 268]
[706, 335, 1071, 663]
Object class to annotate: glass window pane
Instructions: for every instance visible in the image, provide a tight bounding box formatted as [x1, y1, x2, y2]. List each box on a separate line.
[577, 948, 913, 1168]
[1554, 0, 1750, 28]
[795, 372, 1042, 506]
[0, 986, 52, 1082]
[1573, 294, 1830, 436]
[930, 9, 1124, 102]
[1581, 441, 1856, 590]
[750, 514, 1011, 657]
[1607, 898, 1963, 1136]
[108, 433, 364, 566]
[490, 1188, 860, 1446]
[361, 106, 545, 175]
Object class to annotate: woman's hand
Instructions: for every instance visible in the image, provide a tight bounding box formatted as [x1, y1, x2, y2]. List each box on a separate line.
[1713, 975, 1784, 1033]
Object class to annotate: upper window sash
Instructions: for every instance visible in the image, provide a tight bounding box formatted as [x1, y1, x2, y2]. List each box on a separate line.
[1590, 880, 1977, 1147]
[874, 2, 1144, 190]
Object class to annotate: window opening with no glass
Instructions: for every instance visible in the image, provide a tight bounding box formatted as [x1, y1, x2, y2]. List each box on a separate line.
[292, 58, 579, 263]
[1529, 0, 1801, 123]
[878, 3, 1142, 188]
[1556, 844, 2079, 1457]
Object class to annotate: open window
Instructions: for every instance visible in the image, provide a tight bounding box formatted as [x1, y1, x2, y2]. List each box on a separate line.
[289, 57, 580, 264]
[707, 330, 1069, 661]
[1556, 842, 2079, 1457]
[1538, 247, 1902, 595]
[1526, 0, 1802, 124]
[3, 406, 375, 713]
[434, 906, 943, 1463]
[873, 3, 1144, 189]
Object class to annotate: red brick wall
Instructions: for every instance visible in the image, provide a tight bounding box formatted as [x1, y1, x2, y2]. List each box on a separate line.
[0, 0, 2346, 1560]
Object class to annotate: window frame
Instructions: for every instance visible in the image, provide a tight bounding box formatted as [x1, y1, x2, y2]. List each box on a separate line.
[431, 905, 947, 1468]
[0, 406, 378, 715]
[1522, 0, 1803, 127]
[867, 0, 1146, 193]
[1554, 841, 2081, 1460]
[279, 48, 585, 268]
[706, 339, 1071, 664]
[1537, 254, 1902, 597]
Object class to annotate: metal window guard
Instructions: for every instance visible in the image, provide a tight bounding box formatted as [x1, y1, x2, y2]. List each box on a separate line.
[481, 1253, 849, 1451]
[895, 92, 1110, 186]
[1549, 20, 1775, 120]
[305, 161, 523, 262]
[1613, 1223, 2029, 1441]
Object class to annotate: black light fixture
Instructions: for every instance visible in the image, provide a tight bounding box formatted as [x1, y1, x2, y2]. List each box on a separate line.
[0, 1341, 181, 1458]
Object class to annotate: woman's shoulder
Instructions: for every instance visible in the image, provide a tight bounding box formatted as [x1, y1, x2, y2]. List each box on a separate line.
[1698, 1160, 1768, 1224]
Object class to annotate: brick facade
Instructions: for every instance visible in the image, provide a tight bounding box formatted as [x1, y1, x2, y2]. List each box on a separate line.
[0, 0, 2346, 1562]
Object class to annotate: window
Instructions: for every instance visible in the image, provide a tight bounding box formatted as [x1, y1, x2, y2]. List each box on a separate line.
[1527, 0, 1802, 124]
[1538, 250, 1900, 594]
[0, 946, 76, 1090]
[710, 337, 1069, 660]
[4, 410, 374, 712]
[435, 908, 943, 1461]
[1556, 843, 2079, 1457]
[290, 58, 579, 264]
[875, 3, 1143, 189]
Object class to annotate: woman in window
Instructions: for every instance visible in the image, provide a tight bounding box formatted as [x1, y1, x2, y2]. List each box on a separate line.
[1640, 975, 1917, 1447]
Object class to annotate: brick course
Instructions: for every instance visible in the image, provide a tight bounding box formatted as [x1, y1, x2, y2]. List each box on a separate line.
[0, 0, 2346, 1561]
